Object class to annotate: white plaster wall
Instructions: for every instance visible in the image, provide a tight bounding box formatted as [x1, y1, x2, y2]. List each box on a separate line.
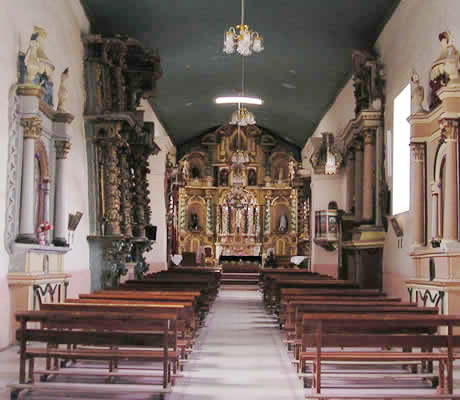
[376, 0, 460, 300]
[0, 0, 90, 347]
[302, 0, 460, 299]
[310, 172, 346, 278]
[141, 99, 176, 272]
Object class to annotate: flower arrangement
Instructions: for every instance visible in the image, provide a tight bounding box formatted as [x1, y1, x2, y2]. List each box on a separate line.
[37, 221, 53, 245]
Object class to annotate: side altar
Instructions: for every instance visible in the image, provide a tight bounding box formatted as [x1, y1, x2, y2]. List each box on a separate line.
[165, 124, 311, 267]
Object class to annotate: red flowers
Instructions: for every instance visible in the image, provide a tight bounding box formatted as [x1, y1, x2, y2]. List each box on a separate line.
[37, 221, 53, 233]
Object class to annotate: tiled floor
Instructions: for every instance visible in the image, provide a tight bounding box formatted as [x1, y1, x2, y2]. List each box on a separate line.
[1, 289, 460, 399]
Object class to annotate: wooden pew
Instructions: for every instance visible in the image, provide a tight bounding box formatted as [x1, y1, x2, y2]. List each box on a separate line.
[40, 302, 185, 372]
[291, 304, 438, 363]
[268, 284, 376, 314]
[300, 313, 460, 397]
[10, 309, 177, 399]
[263, 275, 332, 307]
[279, 296, 403, 327]
[121, 280, 215, 309]
[66, 298, 196, 354]
[80, 290, 205, 325]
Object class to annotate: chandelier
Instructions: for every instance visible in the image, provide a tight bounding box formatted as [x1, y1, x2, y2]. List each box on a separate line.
[230, 107, 256, 126]
[223, 0, 264, 56]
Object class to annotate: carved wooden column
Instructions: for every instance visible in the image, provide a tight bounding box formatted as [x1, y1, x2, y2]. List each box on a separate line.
[53, 140, 72, 246]
[17, 117, 41, 243]
[130, 145, 148, 238]
[353, 139, 363, 219]
[344, 151, 354, 213]
[362, 130, 375, 223]
[98, 129, 122, 236]
[411, 142, 425, 246]
[118, 144, 133, 237]
[441, 119, 458, 242]
[206, 191, 213, 236]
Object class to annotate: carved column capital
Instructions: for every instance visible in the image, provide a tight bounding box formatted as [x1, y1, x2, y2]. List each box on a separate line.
[55, 140, 72, 159]
[352, 137, 364, 152]
[363, 129, 376, 145]
[21, 117, 41, 140]
[440, 118, 458, 141]
[345, 150, 355, 161]
[410, 142, 425, 162]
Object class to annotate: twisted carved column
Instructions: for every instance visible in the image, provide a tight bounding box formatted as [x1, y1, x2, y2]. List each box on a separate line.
[54, 140, 72, 246]
[362, 130, 375, 223]
[17, 117, 41, 243]
[99, 131, 122, 236]
[353, 139, 364, 219]
[130, 145, 148, 238]
[118, 144, 133, 237]
[441, 119, 458, 242]
[411, 142, 425, 246]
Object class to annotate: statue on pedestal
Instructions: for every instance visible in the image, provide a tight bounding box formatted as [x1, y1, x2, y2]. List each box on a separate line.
[57, 68, 69, 112]
[278, 213, 288, 232]
[189, 213, 199, 231]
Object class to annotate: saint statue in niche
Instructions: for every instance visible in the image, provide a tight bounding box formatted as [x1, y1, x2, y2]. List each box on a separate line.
[182, 159, 190, 182]
[189, 213, 200, 231]
[191, 166, 200, 179]
[220, 169, 228, 186]
[278, 167, 284, 181]
[248, 169, 257, 186]
[278, 213, 288, 232]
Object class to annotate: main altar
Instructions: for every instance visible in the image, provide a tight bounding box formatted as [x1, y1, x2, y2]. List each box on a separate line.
[165, 124, 310, 267]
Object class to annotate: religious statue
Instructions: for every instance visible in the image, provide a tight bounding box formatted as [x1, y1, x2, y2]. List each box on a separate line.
[220, 169, 228, 186]
[288, 160, 296, 183]
[444, 34, 460, 86]
[430, 32, 453, 109]
[24, 32, 41, 84]
[189, 213, 199, 231]
[182, 159, 190, 183]
[191, 166, 201, 179]
[278, 167, 284, 181]
[410, 69, 425, 114]
[248, 169, 257, 186]
[57, 68, 69, 112]
[24, 27, 55, 105]
[278, 213, 288, 232]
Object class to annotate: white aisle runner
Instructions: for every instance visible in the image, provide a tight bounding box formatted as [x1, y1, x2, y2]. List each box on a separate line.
[168, 289, 304, 400]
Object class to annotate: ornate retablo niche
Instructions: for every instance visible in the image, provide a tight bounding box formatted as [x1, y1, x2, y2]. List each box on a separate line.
[166, 124, 311, 266]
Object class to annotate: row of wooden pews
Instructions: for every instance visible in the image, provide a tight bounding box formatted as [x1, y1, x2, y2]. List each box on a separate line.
[9, 266, 221, 400]
[265, 269, 460, 400]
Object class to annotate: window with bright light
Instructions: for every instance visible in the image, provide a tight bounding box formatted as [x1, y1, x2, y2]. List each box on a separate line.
[392, 84, 411, 215]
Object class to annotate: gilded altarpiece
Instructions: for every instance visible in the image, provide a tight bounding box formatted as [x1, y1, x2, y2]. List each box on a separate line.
[83, 34, 161, 289]
[169, 125, 306, 265]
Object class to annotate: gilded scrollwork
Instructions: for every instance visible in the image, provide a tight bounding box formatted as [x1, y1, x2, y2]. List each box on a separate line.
[21, 117, 41, 140]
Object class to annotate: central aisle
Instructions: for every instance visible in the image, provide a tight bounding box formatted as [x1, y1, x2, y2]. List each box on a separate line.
[169, 289, 304, 400]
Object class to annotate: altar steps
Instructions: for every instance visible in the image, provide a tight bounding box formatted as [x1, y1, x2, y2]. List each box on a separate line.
[221, 272, 260, 289]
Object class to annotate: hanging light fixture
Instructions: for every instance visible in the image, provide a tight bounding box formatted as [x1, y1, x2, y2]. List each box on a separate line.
[223, 0, 264, 56]
[230, 107, 256, 126]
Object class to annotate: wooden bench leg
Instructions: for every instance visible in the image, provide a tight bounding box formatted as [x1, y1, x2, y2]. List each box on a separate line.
[438, 359, 445, 394]
[28, 357, 35, 384]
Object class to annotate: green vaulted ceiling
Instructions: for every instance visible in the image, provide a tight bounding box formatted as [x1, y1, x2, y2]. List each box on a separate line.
[82, 0, 399, 147]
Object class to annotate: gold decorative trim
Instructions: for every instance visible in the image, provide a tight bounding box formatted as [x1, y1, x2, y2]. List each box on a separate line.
[21, 117, 41, 140]
[55, 140, 72, 159]
[16, 84, 45, 98]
